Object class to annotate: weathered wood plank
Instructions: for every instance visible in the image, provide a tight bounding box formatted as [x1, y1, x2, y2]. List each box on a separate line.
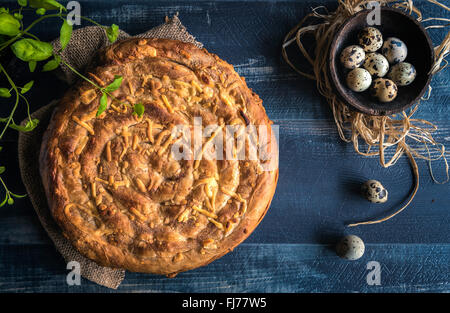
[0, 243, 448, 292]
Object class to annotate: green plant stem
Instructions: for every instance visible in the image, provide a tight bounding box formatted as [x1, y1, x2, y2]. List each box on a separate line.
[0, 176, 9, 194]
[18, 7, 24, 30]
[59, 57, 101, 89]
[11, 8, 35, 13]
[58, 57, 126, 106]
[23, 31, 40, 40]
[76, 15, 104, 27]
[0, 63, 20, 139]
[0, 176, 9, 195]
[18, 93, 32, 124]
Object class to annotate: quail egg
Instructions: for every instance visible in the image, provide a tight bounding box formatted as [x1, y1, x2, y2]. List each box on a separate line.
[336, 235, 365, 260]
[358, 27, 383, 52]
[363, 52, 389, 77]
[361, 179, 388, 203]
[346, 68, 372, 92]
[382, 37, 408, 64]
[388, 62, 416, 86]
[370, 78, 398, 102]
[340, 45, 366, 69]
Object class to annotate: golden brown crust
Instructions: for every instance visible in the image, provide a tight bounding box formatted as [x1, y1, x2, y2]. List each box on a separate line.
[39, 38, 278, 275]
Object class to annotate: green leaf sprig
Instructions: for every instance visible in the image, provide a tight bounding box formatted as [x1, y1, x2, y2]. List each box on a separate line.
[0, 0, 122, 207]
[133, 103, 145, 118]
[106, 24, 119, 43]
[96, 75, 123, 116]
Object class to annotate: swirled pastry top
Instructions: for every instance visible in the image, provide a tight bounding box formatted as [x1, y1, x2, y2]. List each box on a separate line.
[40, 38, 278, 275]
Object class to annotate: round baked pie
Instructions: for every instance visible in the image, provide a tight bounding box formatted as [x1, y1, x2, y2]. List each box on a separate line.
[40, 38, 278, 275]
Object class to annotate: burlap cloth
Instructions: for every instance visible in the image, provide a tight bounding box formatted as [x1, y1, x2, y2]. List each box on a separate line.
[17, 15, 202, 289]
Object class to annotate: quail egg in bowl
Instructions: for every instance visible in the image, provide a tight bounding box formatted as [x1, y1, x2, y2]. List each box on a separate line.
[388, 62, 417, 86]
[358, 26, 383, 52]
[382, 37, 408, 64]
[340, 45, 366, 69]
[346, 68, 372, 92]
[363, 52, 389, 77]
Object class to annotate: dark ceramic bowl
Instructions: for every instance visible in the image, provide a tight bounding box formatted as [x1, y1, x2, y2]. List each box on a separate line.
[328, 7, 434, 116]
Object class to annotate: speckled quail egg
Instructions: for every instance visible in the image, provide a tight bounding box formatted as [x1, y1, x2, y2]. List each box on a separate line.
[358, 27, 383, 52]
[363, 53, 389, 77]
[370, 78, 398, 102]
[361, 179, 388, 203]
[388, 62, 417, 86]
[346, 68, 372, 92]
[382, 37, 408, 64]
[340, 45, 366, 69]
[336, 235, 365, 260]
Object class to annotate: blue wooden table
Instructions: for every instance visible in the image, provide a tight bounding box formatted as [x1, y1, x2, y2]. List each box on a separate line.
[0, 0, 449, 292]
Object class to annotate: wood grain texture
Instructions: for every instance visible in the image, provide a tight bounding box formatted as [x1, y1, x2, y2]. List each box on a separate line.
[0, 243, 448, 292]
[0, 0, 448, 292]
